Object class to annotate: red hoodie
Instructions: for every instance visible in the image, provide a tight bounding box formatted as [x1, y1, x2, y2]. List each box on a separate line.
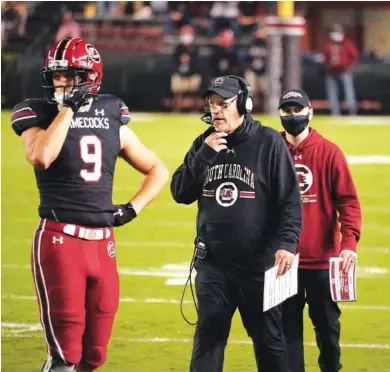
[282, 128, 361, 269]
[323, 38, 358, 74]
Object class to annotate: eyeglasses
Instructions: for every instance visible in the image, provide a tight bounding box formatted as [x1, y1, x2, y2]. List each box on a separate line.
[206, 96, 237, 110]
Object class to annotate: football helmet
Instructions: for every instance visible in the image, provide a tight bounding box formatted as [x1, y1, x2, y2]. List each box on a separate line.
[41, 37, 103, 103]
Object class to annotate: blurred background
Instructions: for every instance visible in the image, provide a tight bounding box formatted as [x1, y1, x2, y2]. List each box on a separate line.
[1, 0, 390, 115]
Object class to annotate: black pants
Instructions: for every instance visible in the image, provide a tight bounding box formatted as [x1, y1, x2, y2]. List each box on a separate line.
[282, 269, 342, 372]
[190, 260, 287, 372]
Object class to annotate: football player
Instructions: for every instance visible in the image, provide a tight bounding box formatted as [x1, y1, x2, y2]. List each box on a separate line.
[11, 37, 169, 372]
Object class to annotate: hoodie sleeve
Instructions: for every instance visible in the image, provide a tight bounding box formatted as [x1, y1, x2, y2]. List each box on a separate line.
[171, 134, 218, 205]
[346, 39, 359, 67]
[271, 137, 303, 253]
[331, 146, 361, 251]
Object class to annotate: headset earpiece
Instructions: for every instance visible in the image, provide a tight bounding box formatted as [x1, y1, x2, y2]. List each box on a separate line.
[226, 75, 253, 115]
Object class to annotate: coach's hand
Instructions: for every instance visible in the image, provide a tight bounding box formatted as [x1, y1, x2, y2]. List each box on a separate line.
[63, 86, 97, 113]
[112, 202, 137, 227]
[275, 249, 295, 277]
[205, 132, 228, 152]
[340, 249, 357, 273]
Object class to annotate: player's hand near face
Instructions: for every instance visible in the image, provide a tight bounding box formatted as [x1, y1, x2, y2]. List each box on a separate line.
[64, 85, 97, 113]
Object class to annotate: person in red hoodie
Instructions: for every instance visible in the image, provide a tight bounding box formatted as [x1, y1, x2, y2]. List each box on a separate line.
[278, 89, 362, 372]
[323, 24, 359, 116]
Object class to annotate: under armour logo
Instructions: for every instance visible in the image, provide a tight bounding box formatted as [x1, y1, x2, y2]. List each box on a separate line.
[95, 109, 105, 116]
[52, 236, 64, 244]
[295, 154, 303, 160]
[113, 209, 124, 217]
[226, 148, 235, 154]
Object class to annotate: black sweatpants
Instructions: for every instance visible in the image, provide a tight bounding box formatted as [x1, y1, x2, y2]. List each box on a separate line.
[190, 260, 287, 372]
[282, 269, 342, 372]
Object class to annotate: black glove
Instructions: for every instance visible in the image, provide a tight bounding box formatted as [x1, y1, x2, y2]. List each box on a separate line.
[63, 85, 97, 113]
[112, 202, 137, 227]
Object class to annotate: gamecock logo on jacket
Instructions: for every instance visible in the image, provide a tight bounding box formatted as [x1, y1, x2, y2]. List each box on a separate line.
[295, 164, 313, 194]
[216, 182, 238, 207]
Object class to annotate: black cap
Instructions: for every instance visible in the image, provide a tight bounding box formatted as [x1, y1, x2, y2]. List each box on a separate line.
[203, 76, 242, 99]
[278, 89, 311, 109]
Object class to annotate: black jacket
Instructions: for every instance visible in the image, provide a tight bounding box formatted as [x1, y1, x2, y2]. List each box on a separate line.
[171, 116, 302, 271]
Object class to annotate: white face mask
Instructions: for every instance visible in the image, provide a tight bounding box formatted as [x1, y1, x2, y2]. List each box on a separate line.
[180, 34, 194, 45]
[330, 32, 344, 43]
[53, 91, 71, 106]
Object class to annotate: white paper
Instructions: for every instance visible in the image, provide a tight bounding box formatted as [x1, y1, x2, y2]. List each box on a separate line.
[263, 254, 299, 312]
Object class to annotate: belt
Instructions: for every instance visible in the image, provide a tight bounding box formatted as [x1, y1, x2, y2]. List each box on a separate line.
[62, 224, 111, 240]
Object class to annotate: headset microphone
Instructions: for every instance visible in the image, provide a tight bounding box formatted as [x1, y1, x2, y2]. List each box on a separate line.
[201, 113, 213, 125]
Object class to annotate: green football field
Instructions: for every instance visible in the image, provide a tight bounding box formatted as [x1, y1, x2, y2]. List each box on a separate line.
[2, 111, 390, 371]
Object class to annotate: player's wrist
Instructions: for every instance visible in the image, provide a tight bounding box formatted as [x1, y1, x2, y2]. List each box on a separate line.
[123, 202, 137, 218]
[61, 105, 75, 115]
[63, 101, 78, 113]
[113, 202, 137, 227]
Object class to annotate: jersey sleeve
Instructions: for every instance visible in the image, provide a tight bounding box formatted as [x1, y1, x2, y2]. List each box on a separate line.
[118, 99, 131, 125]
[11, 99, 41, 136]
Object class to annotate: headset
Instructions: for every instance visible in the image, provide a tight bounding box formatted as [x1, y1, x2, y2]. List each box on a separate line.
[227, 75, 253, 115]
[202, 75, 253, 124]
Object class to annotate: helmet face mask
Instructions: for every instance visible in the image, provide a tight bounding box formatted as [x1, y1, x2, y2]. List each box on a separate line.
[41, 68, 92, 103]
[41, 37, 102, 103]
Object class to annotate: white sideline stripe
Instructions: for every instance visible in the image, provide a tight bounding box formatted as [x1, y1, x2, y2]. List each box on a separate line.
[1, 322, 42, 333]
[2, 295, 390, 311]
[129, 113, 154, 121]
[359, 247, 389, 253]
[3, 294, 36, 300]
[3, 238, 390, 252]
[2, 263, 390, 278]
[1, 323, 389, 350]
[359, 266, 389, 276]
[324, 116, 390, 126]
[112, 338, 390, 350]
[340, 304, 390, 311]
[3, 264, 389, 277]
[0, 295, 192, 304]
[116, 338, 390, 350]
[118, 268, 190, 277]
[346, 155, 390, 164]
[2, 264, 31, 269]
